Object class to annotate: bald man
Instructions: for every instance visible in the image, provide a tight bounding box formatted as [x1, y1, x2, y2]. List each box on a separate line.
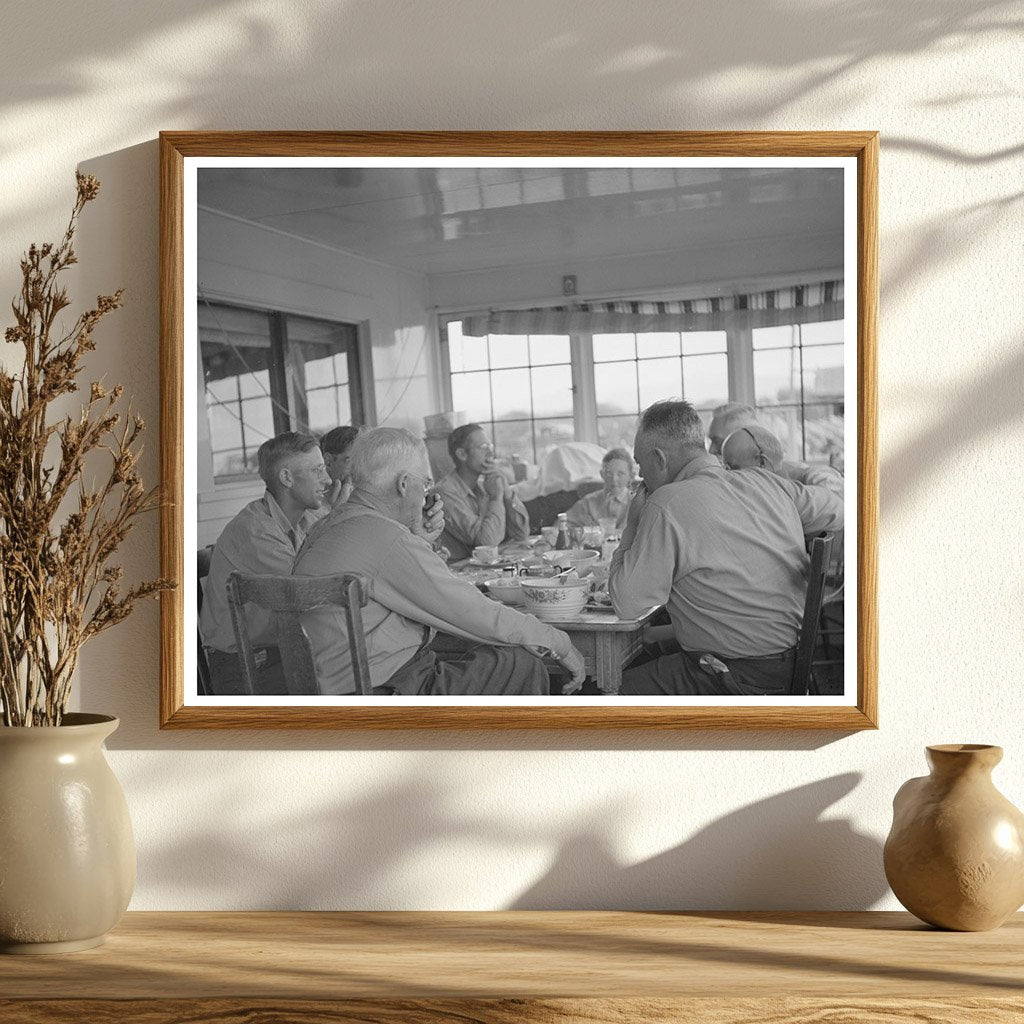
[708, 403, 844, 500]
[720, 423, 785, 473]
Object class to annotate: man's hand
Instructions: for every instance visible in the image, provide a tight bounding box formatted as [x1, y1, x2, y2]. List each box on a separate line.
[556, 644, 586, 694]
[414, 493, 445, 545]
[619, 483, 648, 549]
[326, 477, 353, 508]
[482, 471, 508, 500]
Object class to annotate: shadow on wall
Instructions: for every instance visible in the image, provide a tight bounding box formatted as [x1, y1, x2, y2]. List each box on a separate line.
[130, 759, 885, 909]
[511, 773, 886, 910]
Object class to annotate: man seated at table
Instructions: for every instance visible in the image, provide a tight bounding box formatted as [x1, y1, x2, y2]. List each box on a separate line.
[200, 432, 331, 695]
[720, 423, 786, 475]
[609, 400, 844, 696]
[566, 448, 634, 532]
[435, 423, 530, 561]
[708, 403, 844, 498]
[320, 424, 361, 505]
[293, 427, 585, 696]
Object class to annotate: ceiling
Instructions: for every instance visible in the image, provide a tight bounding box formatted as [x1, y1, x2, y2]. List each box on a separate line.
[197, 165, 844, 277]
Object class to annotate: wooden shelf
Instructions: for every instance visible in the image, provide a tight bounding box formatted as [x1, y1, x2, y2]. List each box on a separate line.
[1, 911, 1021, 1022]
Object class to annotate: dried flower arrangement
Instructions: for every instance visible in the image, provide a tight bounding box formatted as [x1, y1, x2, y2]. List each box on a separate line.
[0, 174, 173, 726]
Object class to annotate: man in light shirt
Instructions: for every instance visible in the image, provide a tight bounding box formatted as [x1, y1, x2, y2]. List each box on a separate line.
[435, 423, 530, 561]
[200, 432, 331, 695]
[610, 401, 843, 696]
[294, 428, 585, 696]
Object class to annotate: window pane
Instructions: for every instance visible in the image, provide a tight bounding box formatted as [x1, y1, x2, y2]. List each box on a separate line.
[638, 357, 682, 409]
[594, 360, 638, 415]
[801, 344, 844, 399]
[448, 325, 488, 372]
[489, 333, 529, 369]
[491, 368, 532, 419]
[530, 364, 573, 417]
[306, 388, 339, 435]
[451, 371, 492, 421]
[333, 353, 349, 383]
[597, 414, 638, 452]
[803, 403, 845, 467]
[756, 406, 802, 461]
[304, 355, 335, 382]
[593, 333, 635, 362]
[237, 368, 270, 399]
[239, 397, 274, 443]
[529, 334, 570, 365]
[492, 420, 535, 461]
[205, 375, 238, 403]
[681, 330, 727, 355]
[534, 418, 575, 460]
[754, 348, 800, 405]
[212, 448, 249, 478]
[635, 332, 680, 359]
[753, 324, 797, 350]
[209, 403, 243, 452]
[801, 319, 843, 346]
[682, 353, 729, 407]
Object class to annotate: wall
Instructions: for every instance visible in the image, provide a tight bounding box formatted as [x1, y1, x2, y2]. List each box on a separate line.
[2, 0, 1021, 911]
[195, 208, 436, 544]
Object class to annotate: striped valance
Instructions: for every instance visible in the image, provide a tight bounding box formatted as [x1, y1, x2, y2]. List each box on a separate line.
[461, 280, 843, 337]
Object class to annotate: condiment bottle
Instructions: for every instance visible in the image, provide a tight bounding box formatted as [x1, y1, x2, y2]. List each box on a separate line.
[554, 513, 570, 550]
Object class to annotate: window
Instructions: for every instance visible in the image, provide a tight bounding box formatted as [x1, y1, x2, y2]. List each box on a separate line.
[448, 321, 574, 462]
[592, 330, 728, 449]
[441, 315, 843, 468]
[752, 320, 844, 466]
[200, 301, 363, 480]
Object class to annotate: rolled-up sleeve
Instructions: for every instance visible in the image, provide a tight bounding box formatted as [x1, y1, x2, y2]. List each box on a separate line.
[375, 534, 572, 658]
[782, 479, 845, 535]
[609, 504, 675, 620]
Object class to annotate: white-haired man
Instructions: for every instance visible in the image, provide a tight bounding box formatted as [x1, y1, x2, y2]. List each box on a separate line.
[294, 428, 585, 696]
[201, 431, 331, 695]
[610, 401, 843, 696]
[708, 402, 844, 499]
[720, 423, 785, 473]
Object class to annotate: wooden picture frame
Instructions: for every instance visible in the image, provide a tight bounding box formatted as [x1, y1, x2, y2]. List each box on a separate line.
[160, 131, 877, 730]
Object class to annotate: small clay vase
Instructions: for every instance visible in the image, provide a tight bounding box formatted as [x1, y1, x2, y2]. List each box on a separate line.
[884, 744, 1024, 930]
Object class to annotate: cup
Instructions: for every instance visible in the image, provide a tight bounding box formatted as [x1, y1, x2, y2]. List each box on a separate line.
[473, 545, 500, 564]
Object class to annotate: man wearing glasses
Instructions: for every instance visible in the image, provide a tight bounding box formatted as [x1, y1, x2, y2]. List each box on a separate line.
[435, 423, 530, 561]
[294, 428, 584, 696]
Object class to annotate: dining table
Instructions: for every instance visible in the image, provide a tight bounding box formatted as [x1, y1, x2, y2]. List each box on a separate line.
[451, 544, 658, 694]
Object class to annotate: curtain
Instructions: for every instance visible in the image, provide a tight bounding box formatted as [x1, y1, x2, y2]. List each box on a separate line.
[461, 280, 843, 337]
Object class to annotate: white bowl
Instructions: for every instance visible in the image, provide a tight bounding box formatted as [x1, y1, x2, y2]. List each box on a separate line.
[541, 548, 600, 572]
[519, 577, 589, 621]
[485, 578, 525, 607]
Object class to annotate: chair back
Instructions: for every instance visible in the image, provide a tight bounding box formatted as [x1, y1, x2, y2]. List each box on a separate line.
[226, 573, 371, 696]
[790, 532, 834, 696]
[197, 546, 214, 696]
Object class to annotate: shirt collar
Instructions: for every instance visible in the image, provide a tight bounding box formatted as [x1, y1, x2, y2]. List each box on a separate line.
[671, 453, 725, 484]
[262, 490, 321, 538]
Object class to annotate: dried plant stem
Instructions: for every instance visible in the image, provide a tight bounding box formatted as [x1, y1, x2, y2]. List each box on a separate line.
[0, 174, 174, 727]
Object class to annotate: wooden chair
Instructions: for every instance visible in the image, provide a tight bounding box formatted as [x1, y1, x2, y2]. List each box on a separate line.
[197, 546, 214, 696]
[789, 532, 834, 697]
[226, 572, 372, 696]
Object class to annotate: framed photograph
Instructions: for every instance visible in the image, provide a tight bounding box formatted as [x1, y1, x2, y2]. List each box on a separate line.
[160, 131, 877, 730]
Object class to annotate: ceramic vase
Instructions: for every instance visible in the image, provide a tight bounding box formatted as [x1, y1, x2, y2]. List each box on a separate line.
[884, 744, 1024, 931]
[0, 713, 135, 953]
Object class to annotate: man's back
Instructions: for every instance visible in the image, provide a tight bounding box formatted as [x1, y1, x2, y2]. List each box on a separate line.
[611, 457, 842, 658]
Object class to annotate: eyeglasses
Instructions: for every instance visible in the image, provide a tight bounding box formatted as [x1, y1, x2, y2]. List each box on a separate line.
[467, 442, 494, 454]
[409, 473, 435, 494]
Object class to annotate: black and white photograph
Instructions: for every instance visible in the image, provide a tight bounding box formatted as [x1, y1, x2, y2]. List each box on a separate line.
[163, 134, 876, 728]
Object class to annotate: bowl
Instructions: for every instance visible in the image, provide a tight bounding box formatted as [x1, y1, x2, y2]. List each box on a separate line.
[519, 576, 590, 621]
[541, 548, 600, 573]
[485, 577, 525, 607]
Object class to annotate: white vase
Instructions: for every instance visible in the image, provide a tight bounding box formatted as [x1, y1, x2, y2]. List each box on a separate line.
[0, 713, 135, 953]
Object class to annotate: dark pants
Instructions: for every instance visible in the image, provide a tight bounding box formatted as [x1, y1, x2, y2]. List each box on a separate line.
[206, 647, 287, 696]
[621, 646, 796, 697]
[381, 637, 548, 697]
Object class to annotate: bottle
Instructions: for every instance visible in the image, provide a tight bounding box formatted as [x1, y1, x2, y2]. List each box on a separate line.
[554, 513, 569, 550]
[601, 534, 620, 562]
